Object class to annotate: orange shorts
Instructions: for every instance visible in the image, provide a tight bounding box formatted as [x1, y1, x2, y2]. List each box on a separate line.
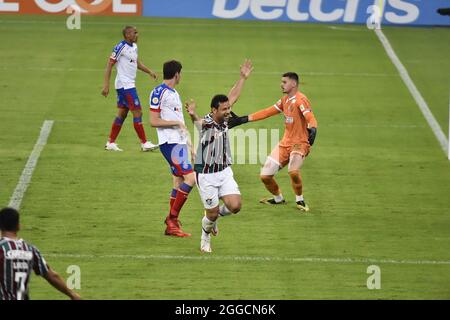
[268, 143, 310, 168]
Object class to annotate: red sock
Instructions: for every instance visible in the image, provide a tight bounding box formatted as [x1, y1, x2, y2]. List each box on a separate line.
[169, 189, 177, 211]
[109, 117, 124, 143]
[133, 120, 147, 144]
[170, 183, 192, 219]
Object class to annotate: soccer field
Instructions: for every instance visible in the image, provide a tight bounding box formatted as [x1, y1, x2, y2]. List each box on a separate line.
[0, 15, 449, 300]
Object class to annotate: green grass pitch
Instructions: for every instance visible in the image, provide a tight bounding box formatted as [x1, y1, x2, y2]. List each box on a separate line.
[0, 15, 449, 299]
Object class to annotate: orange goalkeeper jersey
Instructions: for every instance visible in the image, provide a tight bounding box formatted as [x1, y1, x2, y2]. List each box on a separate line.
[249, 91, 318, 147]
[251, 91, 317, 147]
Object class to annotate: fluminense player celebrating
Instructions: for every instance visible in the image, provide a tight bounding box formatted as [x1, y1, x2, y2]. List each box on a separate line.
[149, 60, 193, 237]
[230, 72, 318, 211]
[102, 26, 158, 152]
[185, 59, 253, 253]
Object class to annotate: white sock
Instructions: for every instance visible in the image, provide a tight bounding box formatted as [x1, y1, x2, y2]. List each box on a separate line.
[219, 205, 232, 217]
[202, 216, 215, 236]
[274, 193, 284, 203]
[296, 195, 304, 202]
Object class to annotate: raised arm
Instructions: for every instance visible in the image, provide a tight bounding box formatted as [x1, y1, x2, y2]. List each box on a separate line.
[185, 99, 204, 130]
[227, 59, 253, 107]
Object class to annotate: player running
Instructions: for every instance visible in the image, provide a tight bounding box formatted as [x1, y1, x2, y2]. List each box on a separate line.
[230, 72, 318, 211]
[102, 26, 158, 152]
[149, 60, 194, 237]
[0, 207, 81, 300]
[185, 59, 253, 253]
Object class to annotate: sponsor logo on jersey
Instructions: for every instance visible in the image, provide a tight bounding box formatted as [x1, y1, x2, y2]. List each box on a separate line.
[6, 250, 33, 260]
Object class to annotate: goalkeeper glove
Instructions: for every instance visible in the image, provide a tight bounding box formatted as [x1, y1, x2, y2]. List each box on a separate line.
[228, 111, 249, 129]
[307, 127, 317, 146]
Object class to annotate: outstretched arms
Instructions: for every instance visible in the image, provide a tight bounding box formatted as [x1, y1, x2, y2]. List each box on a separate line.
[227, 105, 280, 129]
[248, 106, 281, 122]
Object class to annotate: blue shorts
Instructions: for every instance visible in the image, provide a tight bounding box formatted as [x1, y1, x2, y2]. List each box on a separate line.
[116, 88, 141, 110]
[160, 143, 193, 177]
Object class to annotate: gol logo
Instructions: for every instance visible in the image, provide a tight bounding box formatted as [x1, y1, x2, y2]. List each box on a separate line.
[74, 0, 112, 14]
[0, 0, 139, 15]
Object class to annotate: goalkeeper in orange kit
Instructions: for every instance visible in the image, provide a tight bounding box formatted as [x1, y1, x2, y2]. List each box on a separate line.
[228, 72, 317, 211]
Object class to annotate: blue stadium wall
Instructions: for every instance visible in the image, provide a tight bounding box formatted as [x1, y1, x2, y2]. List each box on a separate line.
[142, 0, 450, 26]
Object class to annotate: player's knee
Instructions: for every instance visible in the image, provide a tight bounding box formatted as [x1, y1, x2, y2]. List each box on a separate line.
[117, 114, 127, 122]
[206, 208, 220, 220]
[229, 202, 241, 214]
[260, 175, 274, 185]
[288, 171, 301, 184]
[132, 110, 142, 118]
[118, 109, 128, 119]
[184, 173, 196, 186]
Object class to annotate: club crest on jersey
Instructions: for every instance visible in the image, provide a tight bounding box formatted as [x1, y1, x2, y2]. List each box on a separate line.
[206, 199, 213, 206]
[152, 97, 159, 105]
[285, 116, 294, 124]
[300, 104, 306, 112]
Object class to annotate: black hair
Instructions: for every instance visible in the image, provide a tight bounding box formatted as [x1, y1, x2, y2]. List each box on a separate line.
[0, 207, 20, 232]
[210, 94, 229, 109]
[122, 25, 136, 37]
[163, 60, 183, 80]
[282, 72, 299, 84]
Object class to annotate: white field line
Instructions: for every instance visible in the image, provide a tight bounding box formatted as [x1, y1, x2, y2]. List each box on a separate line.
[46, 253, 450, 266]
[328, 26, 364, 32]
[375, 29, 448, 156]
[8, 120, 54, 210]
[0, 66, 396, 78]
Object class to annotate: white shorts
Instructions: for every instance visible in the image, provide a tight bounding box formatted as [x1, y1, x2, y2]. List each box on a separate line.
[195, 166, 241, 209]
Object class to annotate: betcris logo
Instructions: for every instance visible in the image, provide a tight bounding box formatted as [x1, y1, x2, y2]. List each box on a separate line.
[212, 0, 420, 24]
[142, 0, 450, 26]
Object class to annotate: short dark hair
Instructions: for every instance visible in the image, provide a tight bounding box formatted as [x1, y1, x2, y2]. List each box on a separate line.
[163, 60, 183, 80]
[210, 94, 229, 109]
[122, 25, 136, 37]
[0, 207, 20, 232]
[282, 72, 299, 84]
